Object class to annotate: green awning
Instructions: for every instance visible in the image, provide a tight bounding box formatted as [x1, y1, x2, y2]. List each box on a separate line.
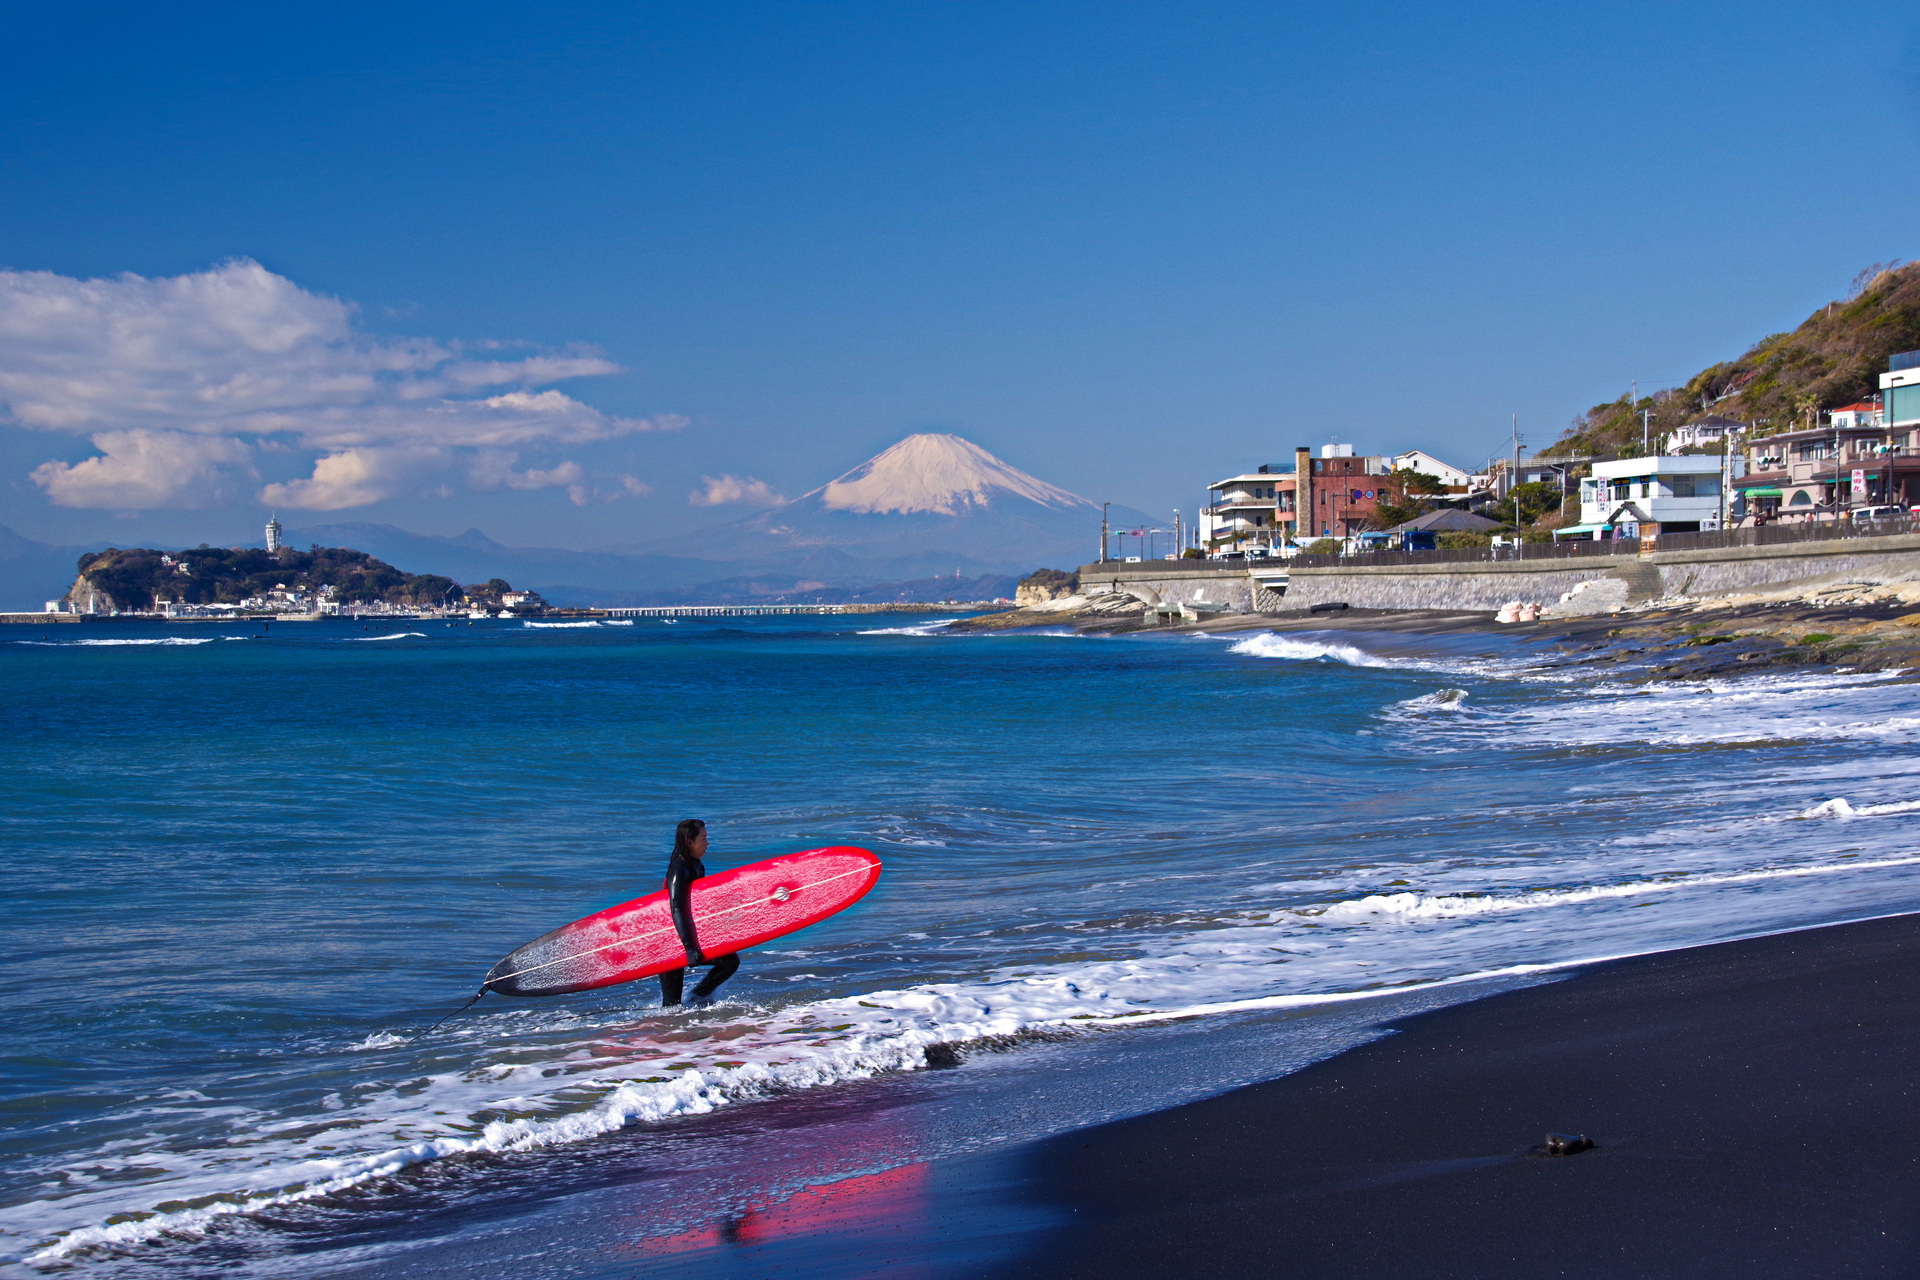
[1740, 487, 1784, 498]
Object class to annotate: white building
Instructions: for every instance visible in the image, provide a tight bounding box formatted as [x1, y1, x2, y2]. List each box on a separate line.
[1829, 401, 1883, 430]
[1388, 450, 1472, 490]
[265, 515, 283, 553]
[1199, 467, 1292, 549]
[1560, 455, 1740, 539]
[1663, 414, 1747, 453]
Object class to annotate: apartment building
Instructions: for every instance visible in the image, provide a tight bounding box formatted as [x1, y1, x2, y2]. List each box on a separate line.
[1200, 442, 1436, 550]
[1733, 359, 1920, 519]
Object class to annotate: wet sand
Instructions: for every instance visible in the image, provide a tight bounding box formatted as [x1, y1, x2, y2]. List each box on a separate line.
[989, 912, 1920, 1279]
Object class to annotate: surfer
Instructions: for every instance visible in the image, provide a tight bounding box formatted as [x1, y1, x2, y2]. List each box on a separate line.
[661, 818, 740, 1007]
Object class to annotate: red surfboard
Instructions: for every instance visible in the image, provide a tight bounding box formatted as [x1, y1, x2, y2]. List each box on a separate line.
[483, 846, 882, 997]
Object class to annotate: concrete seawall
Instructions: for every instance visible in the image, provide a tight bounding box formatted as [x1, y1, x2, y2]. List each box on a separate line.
[1078, 534, 1920, 615]
[1077, 561, 1268, 612]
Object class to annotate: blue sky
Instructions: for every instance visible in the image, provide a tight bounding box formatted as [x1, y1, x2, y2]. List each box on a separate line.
[3, 0, 1918, 549]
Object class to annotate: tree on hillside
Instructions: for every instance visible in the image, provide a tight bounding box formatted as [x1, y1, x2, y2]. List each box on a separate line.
[1502, 481, 1564, 527]
[1371, 468, 1444, 529]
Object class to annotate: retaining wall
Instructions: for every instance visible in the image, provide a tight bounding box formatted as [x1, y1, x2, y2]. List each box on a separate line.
[1281, 532, 1920, 613]
[1079, 534, 1920, 616]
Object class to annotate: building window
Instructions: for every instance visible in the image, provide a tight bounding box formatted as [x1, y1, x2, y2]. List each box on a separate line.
[1888, 383, 1920, 427]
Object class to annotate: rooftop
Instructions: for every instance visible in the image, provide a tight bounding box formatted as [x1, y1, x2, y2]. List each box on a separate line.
[1590, 454, 1727, 478]
[1208, 470, 1295, 487]
[1386, 508, 1505, 533]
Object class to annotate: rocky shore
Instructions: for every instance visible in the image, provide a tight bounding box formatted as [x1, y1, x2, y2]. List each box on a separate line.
[953, 577, 1920, 680]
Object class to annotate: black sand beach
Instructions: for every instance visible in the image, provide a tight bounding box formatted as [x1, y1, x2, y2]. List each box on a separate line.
[992, 913, 1920, 1279]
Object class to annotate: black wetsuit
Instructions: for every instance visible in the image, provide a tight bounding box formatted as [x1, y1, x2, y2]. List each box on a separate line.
[661, 849, 739, 1006]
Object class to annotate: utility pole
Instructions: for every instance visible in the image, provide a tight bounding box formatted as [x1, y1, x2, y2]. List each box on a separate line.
[1728, 427, 1743, 533]
[1833, 412, 1843, 521]
[1630, 378, 1638, 453]
[1172, 510, 1181, 558]
[1511, 413, 1522, 559]
[1100, 502, 1109, 563]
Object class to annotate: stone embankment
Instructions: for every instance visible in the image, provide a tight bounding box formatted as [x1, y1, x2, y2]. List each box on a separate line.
[1280, 531, 1920, 614]
[956, 534, 1920, 642]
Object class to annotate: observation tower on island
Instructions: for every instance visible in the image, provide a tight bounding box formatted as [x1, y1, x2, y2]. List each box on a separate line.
[265, 515, 283, 553]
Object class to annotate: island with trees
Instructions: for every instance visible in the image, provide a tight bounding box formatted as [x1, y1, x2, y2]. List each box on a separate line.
[60, 544, 546, 617]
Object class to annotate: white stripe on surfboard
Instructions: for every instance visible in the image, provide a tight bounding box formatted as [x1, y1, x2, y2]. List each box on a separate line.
[488, 862, 875, 987]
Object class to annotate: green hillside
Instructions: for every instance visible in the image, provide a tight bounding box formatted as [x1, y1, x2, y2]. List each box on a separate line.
[72, 545, 460, 612]
[1552, 261, 1920, 458]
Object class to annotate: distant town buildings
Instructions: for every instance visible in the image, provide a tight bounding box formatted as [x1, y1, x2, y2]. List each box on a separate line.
[1663, 413, 1747, 453]
[1189, 347, 1920, 557]
[1737, 415, 1917, 518]
[1200, 443, 1424, 552]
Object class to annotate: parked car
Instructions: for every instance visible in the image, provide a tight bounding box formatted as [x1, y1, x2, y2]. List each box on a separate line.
[1851, 505, 1905, 522]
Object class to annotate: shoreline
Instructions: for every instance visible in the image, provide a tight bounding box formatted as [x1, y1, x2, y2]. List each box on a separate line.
[986, 910, 1920, 1278]
[958, 595, 1920, 679]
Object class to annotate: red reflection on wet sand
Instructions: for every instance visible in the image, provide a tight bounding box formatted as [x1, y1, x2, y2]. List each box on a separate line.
[635, 1161, 930, 1257]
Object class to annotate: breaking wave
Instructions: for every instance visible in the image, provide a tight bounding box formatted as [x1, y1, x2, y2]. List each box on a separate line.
[24, 842, 1920, 1267]
[17, 636, 222, 647]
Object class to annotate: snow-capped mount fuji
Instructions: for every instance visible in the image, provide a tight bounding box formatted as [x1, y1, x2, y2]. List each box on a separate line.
[810, 433, 1089, 516]
[631, 434, 1156, 574]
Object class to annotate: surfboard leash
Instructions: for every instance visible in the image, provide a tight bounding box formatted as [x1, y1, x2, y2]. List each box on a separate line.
[424, 987, 489, 1036]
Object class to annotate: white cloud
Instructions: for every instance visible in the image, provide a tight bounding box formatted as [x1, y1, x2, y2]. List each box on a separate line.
[691, 473, 786, 507]
[259, 447, 442, 510]
[32, 430, 253, 508]
[0, 259, 685, 509]
[467, 451, 591, 505]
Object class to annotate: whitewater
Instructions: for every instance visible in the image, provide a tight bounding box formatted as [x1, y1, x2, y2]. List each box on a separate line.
[6, 616, 1920, 1277]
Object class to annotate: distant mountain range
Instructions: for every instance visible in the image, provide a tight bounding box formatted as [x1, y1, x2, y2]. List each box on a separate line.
[0, 525, 90, 612]
[4, 435, 1149, 608]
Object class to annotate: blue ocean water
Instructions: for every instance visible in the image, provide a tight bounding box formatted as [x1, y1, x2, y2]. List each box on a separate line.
[6, 614, 1920, 1276]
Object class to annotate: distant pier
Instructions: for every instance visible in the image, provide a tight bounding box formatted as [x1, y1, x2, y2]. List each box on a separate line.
[602, 604, 851, 618]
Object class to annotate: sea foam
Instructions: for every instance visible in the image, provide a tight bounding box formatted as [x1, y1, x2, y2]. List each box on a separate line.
[24, 841, 1920, 1267]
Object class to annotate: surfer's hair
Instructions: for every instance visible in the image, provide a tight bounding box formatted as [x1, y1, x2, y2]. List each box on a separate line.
[672, 818, 707, 857]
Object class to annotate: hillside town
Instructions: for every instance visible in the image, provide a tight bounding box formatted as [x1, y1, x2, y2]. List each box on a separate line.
[1176, 350, 1920, 561]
